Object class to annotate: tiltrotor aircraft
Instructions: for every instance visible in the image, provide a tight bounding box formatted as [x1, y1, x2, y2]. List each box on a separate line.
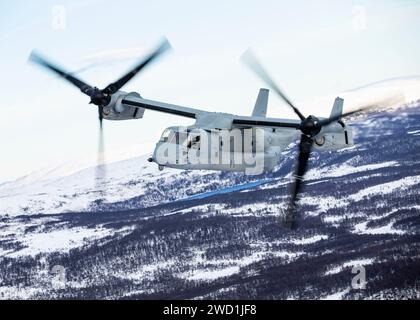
[29, 39, 379, 228]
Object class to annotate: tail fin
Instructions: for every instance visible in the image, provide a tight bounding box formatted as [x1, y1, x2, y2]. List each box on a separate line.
[252, 88, 269, 117]
[330, 97, 344, 119]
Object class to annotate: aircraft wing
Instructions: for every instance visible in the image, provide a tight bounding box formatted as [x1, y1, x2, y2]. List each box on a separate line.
[120, 96, 301, 129]
[231, 115, 300, 129]
[121, 96, 203, 119]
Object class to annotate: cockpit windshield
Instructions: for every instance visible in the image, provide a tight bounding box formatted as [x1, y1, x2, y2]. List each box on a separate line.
[159, 128, 188, 145]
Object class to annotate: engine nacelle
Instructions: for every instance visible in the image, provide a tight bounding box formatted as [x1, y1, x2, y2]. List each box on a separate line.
[313, 125, 354, 150]
[102, 91, 145, 120]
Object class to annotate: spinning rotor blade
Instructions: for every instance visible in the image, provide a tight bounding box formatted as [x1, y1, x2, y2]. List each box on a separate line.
[29, 51, 94, 95]
[241, 53, 406, 229]
[318, 106, 370, 127]
[284, 134, 313, 229]
[242, 49, 305, 120]
[102, 39, 171, 95]
[318, 93, 405, 127]
[95, 114, 106, 194]
[29, 39, 172, 199]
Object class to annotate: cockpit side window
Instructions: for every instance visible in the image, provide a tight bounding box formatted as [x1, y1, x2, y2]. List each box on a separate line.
[175, 132, 188, 145]
[160, 129, 172, 142]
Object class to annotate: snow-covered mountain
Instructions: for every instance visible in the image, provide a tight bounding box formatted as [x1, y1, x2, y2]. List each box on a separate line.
[0, 154, 183, 215]
[0, 101, 419, 300]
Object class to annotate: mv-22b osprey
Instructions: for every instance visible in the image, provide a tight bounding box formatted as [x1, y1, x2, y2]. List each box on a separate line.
[29, 39, 373, 228]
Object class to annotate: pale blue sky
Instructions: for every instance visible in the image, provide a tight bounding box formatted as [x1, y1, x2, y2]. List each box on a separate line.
[1, 0, 420, 181]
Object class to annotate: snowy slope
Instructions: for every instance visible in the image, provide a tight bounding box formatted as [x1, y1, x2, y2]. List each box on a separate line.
[0, 154, 224, 216]
[0, 94, 419, 300]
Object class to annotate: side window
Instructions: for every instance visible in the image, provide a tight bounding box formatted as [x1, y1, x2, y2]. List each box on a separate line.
[168, 132, 176, 144]
[174, 132, 187, 145]
[187, 132, 200, 148]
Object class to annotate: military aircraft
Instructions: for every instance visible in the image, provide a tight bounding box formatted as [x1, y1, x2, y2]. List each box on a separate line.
[29, 39, 382, 228]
